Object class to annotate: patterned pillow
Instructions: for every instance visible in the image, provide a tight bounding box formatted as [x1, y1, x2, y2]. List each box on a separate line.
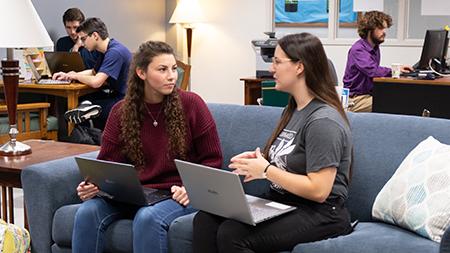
[0, 219, 30, 253]
[372, 136, 450, 242]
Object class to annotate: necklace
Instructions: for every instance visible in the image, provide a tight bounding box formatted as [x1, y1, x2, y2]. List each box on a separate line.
[145, 105, 163, 127]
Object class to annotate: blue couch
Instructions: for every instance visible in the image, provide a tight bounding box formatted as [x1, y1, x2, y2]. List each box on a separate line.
[22, 103, 450, 253]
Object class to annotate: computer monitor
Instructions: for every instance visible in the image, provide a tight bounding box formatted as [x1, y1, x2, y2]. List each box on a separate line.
[416, 30, 449, 70]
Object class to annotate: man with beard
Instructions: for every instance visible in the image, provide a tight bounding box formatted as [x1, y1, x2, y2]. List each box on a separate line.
[343, 11, 412, 112]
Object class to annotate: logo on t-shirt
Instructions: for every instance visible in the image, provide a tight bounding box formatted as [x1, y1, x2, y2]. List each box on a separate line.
[269, 128, 296, 194]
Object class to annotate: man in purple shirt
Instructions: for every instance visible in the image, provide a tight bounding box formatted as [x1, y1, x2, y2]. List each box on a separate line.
[343, 11, 412, 112]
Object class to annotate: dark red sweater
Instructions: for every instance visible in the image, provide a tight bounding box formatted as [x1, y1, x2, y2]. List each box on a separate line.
[98, 90, 223, 189]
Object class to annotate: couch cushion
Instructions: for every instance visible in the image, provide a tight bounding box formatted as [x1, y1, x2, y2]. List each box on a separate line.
[208, 104, 282, 195]
[293, 222, 439, 253]
[347, 113, 450, 222]
[52, 204, 133, 253]
[372, 136, 450, 242]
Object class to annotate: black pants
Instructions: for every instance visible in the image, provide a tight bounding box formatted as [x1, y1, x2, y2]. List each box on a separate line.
[192, 197, 352, 253]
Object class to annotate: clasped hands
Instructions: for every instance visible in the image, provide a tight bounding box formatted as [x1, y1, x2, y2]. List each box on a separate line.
[229, 147, 270, 182]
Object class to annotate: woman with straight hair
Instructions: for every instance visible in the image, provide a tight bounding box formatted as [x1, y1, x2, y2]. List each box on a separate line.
[72, 41, 223, 253]
[192, 32, 353, 252]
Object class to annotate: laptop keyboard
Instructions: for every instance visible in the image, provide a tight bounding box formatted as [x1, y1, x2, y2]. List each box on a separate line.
[38, 79, 71, 85]
[142, 188, 171, 205]
[246, 195, 291, 223]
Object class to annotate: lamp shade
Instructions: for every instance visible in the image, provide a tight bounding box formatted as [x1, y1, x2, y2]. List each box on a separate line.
[0, 0, 53, 48]
[169, 0, 204, 24]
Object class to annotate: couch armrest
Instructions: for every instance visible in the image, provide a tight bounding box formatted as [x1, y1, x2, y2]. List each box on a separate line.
[441, 226, 450, 253]
[21, 151, 98, 253]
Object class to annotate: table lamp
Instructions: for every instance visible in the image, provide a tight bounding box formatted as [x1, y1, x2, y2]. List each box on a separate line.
[0, 0, 53, 156]
[169, 0, 204, 65]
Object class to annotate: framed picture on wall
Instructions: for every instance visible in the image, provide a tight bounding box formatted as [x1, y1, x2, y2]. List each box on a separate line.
[274, 0, 359, 27]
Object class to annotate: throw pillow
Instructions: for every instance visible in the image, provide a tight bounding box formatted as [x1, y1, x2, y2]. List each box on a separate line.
[0, 219, 30, 253]
[372, 136, 450, 242]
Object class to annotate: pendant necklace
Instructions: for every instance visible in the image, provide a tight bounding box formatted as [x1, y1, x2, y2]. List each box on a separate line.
[145, 105, 163, 127]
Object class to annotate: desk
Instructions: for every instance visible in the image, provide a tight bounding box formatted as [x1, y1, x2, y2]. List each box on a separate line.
[0, 81, 97, 133]
[240, 77, 274, 105]
[0, 140, 99, 227]
[373, 76, 450, 119]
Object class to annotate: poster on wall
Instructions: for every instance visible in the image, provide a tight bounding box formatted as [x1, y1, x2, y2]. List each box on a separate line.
[274, 0, 357, 26]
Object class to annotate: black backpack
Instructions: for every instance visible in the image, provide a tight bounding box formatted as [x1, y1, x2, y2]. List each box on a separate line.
[66, 120, 102, 145]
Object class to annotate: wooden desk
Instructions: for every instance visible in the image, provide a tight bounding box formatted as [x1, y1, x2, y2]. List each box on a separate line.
[240, 77, 274, 105]
[373, 76, 450, 119]
[0, 81, 97, 133]
[0, 140, 99, 227]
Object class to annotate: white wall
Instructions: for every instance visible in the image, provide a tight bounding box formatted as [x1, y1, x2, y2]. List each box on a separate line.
[172, 0, 272, 105]
[2, 1, 425, 103]
[175, 1, 423, 104]
[32, 0, 166, 52]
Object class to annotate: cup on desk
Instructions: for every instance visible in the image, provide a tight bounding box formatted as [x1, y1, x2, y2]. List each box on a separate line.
[391, 63, 402, 79]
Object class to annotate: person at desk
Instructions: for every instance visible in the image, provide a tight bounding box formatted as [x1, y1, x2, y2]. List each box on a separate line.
[53, 17, 132, 130]
[55, 8, 99, 69]
[343, 11, 413, 112]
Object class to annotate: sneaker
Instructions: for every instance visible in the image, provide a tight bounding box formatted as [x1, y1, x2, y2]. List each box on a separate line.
[64, 100, 102, 124]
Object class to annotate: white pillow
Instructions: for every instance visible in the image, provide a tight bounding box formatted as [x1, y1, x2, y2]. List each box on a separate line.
[372, 136, 450, 242]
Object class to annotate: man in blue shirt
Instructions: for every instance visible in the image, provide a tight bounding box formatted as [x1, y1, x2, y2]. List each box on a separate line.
[55, 8, 99, 69]
[53, 17, 132, 130]
[343, 11, 412, 112]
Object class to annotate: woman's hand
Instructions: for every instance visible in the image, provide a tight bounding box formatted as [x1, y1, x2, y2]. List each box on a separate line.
[171, 185, 190, 206]
[76, 180, 99, 201]
[229, 147, 270, 182]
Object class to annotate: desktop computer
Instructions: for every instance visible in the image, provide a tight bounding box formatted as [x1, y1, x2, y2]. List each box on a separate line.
[414, 29, 449, 73]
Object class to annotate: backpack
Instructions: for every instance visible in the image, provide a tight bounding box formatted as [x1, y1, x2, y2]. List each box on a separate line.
[66, 124, 102, 145]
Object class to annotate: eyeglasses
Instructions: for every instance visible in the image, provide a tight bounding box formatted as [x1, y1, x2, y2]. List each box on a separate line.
[79, 32, 94, 43]
[272, 57, 295, 66]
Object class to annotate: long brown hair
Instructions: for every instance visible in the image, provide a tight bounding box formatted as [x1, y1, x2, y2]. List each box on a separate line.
[263, 33, 349, 157]
[120, 41, 187, 168]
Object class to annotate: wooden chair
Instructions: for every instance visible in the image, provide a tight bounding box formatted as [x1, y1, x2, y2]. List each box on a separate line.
[176, 60, 191, 91]
[0, 103, 58, 143]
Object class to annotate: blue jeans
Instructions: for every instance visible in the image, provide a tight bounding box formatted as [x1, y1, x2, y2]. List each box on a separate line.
[72, 197, 195, 253]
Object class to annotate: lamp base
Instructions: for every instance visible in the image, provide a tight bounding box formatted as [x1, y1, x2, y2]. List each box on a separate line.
[0, 140, 31, 156]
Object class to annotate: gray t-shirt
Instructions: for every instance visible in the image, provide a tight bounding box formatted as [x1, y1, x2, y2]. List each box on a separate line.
[268, 99, 352, 202]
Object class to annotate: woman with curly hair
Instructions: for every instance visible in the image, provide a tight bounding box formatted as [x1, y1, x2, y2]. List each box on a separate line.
[72, 41, 223, 253]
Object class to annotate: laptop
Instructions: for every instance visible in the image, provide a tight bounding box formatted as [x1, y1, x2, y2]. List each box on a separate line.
[26, 55, 71, 85]
[75, 157, 172, 206]
[44, 51, 86, 74]
[174, 159, 297, 226]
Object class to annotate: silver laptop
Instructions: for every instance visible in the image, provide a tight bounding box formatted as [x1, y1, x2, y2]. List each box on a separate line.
[44, 51, 86, 74]
[75, 157, 172, 206]
[26, 55, 71, 84]
[174, 159, 296, 226]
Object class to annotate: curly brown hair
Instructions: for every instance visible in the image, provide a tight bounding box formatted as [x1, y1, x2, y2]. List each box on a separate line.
[120, 41, 187, 169]
[357, 11, 392, 39]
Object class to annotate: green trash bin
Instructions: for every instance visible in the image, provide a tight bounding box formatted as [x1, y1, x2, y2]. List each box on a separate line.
[261, 80, 289, 107]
